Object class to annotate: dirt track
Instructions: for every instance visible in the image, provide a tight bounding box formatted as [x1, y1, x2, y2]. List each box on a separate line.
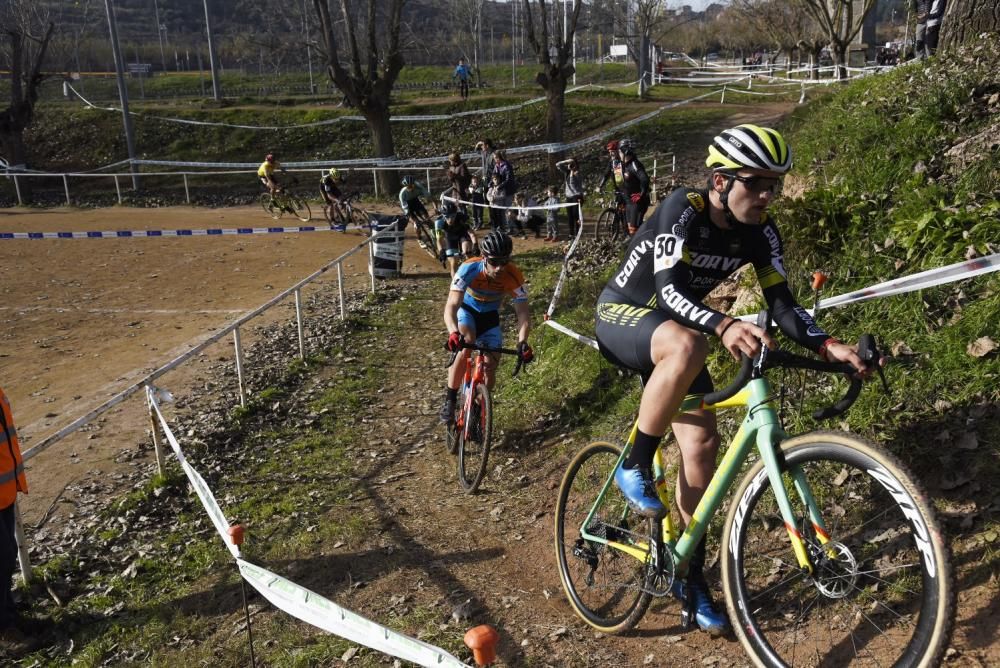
[0, 204, 456, 525]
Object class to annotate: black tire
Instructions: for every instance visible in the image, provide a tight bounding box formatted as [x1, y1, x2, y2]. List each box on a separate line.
[721, 431, 954, 668]
[414, 220, 439, 260]
[288, 196, 311, 223]
[554, 441, 653, 633]
[456, 383, 492, 493]
[596, 208, 620, 242]
[350, 207, 370, 234]
[260, 193, 281, 220]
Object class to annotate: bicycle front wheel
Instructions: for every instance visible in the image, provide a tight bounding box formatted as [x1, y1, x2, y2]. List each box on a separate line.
[350, 207, 370, 234]
[414, 220, 439, 260]
[260, 193, 281, 219]
[554, 441, 653, 634]
[457, 383, 492, 493]
[721, 431, 954, 668]
[596, 208, 621, 242]
[288, 196, 311, 223]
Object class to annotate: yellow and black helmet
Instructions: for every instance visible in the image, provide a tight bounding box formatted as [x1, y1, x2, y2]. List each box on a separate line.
[706, 124, 792, 174]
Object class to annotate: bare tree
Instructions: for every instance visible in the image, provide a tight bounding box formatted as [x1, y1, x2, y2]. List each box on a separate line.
[593, 1, 697, 94]
[1, 1, 55, 202]
[521, 0, 582, 177]
[450, 0, 486, 82]
[795, 0, 876, 78]
[312, 0, 405, 193]
[939, 0, 998, 49]
[728, 0, 825, 72]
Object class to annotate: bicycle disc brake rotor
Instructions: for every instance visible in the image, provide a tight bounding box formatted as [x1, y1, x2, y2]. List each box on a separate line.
[808, 540, 858, 599]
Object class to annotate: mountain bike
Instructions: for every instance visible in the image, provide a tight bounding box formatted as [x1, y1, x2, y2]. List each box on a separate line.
[445, 341, 525, 494]
[409, 210, 440, 261]
[260, 180, 311, 222]
[554, 313, 953, 667]
[594, 192, 627, 242]
[323, 193, 370, 232]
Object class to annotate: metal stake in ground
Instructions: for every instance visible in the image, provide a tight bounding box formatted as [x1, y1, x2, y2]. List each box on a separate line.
[228, 525, 256, 667]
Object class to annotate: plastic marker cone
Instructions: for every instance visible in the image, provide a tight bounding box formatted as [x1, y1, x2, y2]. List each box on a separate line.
[464, 624, 499, 666]
[811, 271, 828, 290]
[228, 524, 245, 546]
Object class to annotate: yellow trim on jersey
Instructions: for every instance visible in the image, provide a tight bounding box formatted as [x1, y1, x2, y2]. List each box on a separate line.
[755, 265, 786, 289]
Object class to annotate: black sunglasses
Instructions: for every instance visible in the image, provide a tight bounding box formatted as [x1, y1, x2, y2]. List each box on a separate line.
[729, 173, 782, 194]
[486, 256, 510, 267]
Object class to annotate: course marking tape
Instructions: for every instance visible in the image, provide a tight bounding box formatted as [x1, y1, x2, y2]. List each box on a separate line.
[237, 559, 470, 668]
[0, 225, 343, 240]
[147, 387, 470, 666]
[147, 386, 239, 558]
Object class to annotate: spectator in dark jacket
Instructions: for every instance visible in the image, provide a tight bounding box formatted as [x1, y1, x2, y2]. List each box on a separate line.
[556, 157, 584, 238]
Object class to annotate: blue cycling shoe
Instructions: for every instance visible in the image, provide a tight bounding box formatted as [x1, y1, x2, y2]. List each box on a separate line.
[614, 466, 667, 519]
[671, 575, 730, 636]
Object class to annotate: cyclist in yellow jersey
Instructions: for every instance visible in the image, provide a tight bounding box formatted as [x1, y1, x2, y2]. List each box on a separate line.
[258, 153, 284, 195]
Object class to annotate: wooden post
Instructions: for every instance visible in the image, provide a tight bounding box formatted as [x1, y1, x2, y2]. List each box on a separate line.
[13, 502, 31, 584]
[294, 288, 305, 360]
[146, 386, 166, 476]
[63, 174, 71, 206]
[114, 174, 123, 204]
[12, 175, 23, 206]
[233, 328, 247, 408]
[337, 263, 346, 320]
[183, 174, 191, 203]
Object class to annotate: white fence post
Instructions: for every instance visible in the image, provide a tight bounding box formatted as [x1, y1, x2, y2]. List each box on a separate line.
[63, 174, 71, 206]
[114, 175, 123, 204]
[233, 327, 247, 408]
[294, 288, 305, 360]
[721, 85, 727, 104]
[146, 386, 166, 475]
[671, 154, 677, 186]
[13, 175, 23, 206]
[337, 262, 346, 320]
[183, 174, 191, 203]
[425, 167, 431, 190]
[372, 169, 379, 197]
[14, 501, 31, 584]
[652, 159, 657, 201]
[369, 243, 376, 294]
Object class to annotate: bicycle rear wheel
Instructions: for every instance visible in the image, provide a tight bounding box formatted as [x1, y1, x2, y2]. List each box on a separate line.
[260, 193, 281, 220]
[287, 196, 311, 223]
[721, 431, 954, 668]
[457, 383, 492, 493]
[554, 441, 653, 633]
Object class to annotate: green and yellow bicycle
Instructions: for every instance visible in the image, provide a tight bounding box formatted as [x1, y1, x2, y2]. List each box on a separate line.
[555, 314, 954, 667]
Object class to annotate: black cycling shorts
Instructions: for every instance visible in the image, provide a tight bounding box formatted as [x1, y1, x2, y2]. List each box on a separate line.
[595, 294, 713, 394]
[408, 200, 428, 219]
[459, 302, 500, 336]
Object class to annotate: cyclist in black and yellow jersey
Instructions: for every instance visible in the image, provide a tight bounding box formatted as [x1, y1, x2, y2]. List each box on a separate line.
[257, 153, 285, 195]
[595, 124, 873, 636]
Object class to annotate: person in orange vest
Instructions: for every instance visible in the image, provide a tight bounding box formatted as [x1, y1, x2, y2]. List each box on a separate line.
[0, 387, 30, 651]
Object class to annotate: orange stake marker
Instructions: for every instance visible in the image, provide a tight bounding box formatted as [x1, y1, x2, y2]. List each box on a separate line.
[228, 524, 245, 546]
[811, 271, 828, 290]
[464, 625, 499, 666]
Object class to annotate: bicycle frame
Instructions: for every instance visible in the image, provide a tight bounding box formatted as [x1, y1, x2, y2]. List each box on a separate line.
[456, 349, 489, 442]
[578, 374, 829, 578]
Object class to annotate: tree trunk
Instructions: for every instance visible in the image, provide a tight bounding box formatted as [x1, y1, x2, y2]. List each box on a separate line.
[543, 75, 567, 178]
[364, 100, 397, 194]
[940, 0, 1000, 50]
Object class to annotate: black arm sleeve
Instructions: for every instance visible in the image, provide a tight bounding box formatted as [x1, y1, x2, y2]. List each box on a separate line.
[650, 196, 727, 334]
